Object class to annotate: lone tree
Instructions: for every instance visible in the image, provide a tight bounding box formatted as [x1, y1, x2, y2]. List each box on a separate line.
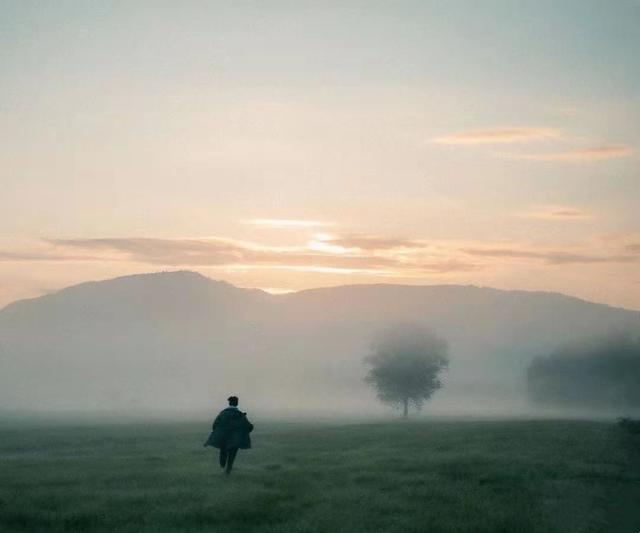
[365, 324, 449, 418]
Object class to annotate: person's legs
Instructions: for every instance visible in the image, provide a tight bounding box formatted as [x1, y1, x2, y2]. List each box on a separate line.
[219, 447, 228, 468]
[225, 448, 238, 474]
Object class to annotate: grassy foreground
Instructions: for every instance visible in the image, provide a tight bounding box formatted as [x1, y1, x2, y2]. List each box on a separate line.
[1, 418, 639, 532]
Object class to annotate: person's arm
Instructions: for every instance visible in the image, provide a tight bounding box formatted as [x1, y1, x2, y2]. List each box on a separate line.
[204, 414, 222, 447]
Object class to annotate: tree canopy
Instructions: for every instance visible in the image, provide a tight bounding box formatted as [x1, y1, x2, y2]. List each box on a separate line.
[365, 324, 449, 417]
[527, 330, 640, 411]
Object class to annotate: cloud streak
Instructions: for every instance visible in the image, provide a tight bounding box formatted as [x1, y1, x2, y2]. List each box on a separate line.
[321, 235, 423, 251]
[244, 219, 334, 229]
[0, 250, 98, 262]
[462, 247, 637, 265]
[3, 232, 637, 286]
[434, 127, 559, 145]
[47, 237, 479, 275]
[434, 125, 633, 164]
[517, 205, 592, 221]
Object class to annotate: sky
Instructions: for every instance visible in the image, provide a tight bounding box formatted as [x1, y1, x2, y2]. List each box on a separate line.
[1, 0, 639, 310]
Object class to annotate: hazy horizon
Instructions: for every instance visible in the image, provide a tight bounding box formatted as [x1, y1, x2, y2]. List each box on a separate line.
[2, 269, 637, 417]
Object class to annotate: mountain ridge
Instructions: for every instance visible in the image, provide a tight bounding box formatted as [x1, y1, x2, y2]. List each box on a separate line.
[0, 270, 637, 414]
[3, 270, 636, 315]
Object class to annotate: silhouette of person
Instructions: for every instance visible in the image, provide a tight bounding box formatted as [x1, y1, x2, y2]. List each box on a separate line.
[204, 396, 254, 475]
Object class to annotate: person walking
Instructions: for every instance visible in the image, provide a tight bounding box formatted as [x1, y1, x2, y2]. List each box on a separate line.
[204, 396, 254, 475]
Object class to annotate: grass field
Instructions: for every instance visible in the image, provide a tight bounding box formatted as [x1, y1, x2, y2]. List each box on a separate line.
[1, 418, 639, 532]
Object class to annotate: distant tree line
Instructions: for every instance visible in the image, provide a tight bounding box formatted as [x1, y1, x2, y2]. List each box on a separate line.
[527, 331, 640, 410]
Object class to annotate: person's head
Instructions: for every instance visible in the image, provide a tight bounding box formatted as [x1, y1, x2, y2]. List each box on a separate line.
[228, 396, 239, 407]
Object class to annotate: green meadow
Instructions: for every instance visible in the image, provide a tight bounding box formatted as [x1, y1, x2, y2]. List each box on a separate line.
[1, 418, 638, 532]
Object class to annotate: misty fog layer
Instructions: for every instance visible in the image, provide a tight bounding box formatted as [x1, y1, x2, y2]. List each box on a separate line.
[1, 271, 638, 417]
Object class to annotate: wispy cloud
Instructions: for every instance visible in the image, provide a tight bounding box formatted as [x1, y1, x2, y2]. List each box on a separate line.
[434, 125, 633, 164]
[501, 144, 633, 161]
[50, 238, 241, 266]
[434, 127, 559, 145]
[517, 205, 592, 221]
[462, 247, 637, 265]
[0, 250, 98, 262]
[4, 232, 637, 287]
[46, 237, 478, 275]
[322, 235, 423, 250]
[244, 219, 333, 229]
[626, 243, 640, 254]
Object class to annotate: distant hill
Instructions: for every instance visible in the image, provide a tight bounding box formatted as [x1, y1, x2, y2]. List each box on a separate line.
[0, 271, 637, 415]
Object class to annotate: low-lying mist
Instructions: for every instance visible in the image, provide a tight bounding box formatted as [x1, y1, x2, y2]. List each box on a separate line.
[1, 272, 638, 420]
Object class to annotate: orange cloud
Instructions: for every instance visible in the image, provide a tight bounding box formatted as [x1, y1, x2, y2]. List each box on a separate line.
[46, 237, 478, 275]
[3, 233, 635, 284]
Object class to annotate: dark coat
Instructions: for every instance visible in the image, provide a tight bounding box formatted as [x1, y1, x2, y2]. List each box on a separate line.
[204, 407, 254, 450]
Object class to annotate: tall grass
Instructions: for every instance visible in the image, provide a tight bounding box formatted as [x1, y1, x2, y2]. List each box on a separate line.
[1, 419, 638, 532]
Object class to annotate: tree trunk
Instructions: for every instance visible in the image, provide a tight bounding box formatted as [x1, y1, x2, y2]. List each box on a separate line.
[403, 398, 408, 419]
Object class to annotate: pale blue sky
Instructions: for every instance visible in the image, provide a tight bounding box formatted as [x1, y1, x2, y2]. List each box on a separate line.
[1, 1, 639, 308]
